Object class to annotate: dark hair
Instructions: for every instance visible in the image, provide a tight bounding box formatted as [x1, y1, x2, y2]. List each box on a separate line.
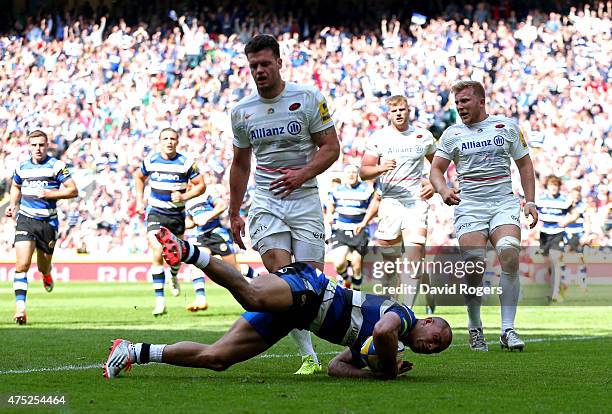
[244, 34, 280, 58]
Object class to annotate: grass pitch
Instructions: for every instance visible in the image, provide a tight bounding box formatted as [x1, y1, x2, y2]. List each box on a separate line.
[0, 282, 610, 413]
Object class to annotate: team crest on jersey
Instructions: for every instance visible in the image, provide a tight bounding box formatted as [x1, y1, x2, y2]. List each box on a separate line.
[493, 135, 505, 146]
[416, 134, 423, 139]
[495, 124, 505, 128]
[289, 102, 301, 111]
[287, 121, 302, 135]
[267, 108, 274, 115]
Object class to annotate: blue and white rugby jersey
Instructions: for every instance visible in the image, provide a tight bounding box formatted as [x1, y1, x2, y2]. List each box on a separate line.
[537, 193, 573, 235]
[329, 182, 374, 232]
[185, 190, 223, 233]
[141, 152, 199, 215]
[13, 156, 71, 224]
[565, 200, 586, 237]
[301, 267, 416, 348]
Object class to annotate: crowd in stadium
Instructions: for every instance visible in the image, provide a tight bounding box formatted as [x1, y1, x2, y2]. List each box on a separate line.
[0, 1, 610, 255]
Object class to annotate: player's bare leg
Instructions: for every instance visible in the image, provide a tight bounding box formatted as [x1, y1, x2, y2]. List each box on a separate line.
[347, 250, 363, 290]
[261, 246, 322, 375]
[105, 318, 273, 378]
[36, 249, 54, 293]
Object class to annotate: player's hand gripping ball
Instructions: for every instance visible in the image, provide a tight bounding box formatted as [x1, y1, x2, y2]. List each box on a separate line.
[360, 336, 405, 372]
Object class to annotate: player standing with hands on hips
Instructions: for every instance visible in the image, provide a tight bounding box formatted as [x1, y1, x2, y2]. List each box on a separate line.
[229, 34, 340, 375]
[430, 81, 538, 352]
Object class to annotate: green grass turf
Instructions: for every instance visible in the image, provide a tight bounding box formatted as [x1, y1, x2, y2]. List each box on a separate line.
[0, 282, 611, 413]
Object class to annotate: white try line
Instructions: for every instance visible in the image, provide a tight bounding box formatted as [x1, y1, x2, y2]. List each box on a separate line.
[0, 335, 608, 375]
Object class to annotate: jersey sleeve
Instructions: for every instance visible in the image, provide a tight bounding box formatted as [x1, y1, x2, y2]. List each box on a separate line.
[140, 157, 150, 176]
[425, 132, 437, 156]
[12, 166, 22, 185]
[435, 129, 453, 160]
[188, 160, 200, 180]
[231, 107, 251, 148]
[307, 88, 335, 134]
[364, 131, 382, 158]
[55, 161, 71, 183]
[508, 121, 530, 160]
[384, 304, 417, 339]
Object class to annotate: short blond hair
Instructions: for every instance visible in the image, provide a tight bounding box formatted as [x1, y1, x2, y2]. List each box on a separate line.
[451, 80, 485, 99]
[386, 95, 408, 107]
[27, 130, 48, 142]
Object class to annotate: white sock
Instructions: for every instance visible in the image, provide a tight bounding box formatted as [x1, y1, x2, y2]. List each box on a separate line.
[155, 296, 165, 306]
[500, 270, 520, 333]
[289, 329, 318, 364]
[466, 295, 482, 329]
[15, 300, 26, 311]
[150, 344, 166, 363]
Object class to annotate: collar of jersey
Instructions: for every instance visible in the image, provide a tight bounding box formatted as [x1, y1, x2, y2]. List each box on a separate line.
[258, 83, 286, 104]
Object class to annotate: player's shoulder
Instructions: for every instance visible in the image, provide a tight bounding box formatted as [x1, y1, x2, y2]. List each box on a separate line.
[357, 181, 374, 193]
[488, 115, 519, 130]
[176, 152, 196, 166]
[286, 81, 319, 96]
[231, 92, 260, 116]
[413, 126, 434, 140]
[439, 123, 464, 141]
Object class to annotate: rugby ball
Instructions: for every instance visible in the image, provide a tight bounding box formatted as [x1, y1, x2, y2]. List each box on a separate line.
[359, 336, 405, 372]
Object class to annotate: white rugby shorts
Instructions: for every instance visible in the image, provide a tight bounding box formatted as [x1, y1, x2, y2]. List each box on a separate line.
[247, 192, 325, 262]
[375, 197, 429, 242]
[454, 196, 521, 240]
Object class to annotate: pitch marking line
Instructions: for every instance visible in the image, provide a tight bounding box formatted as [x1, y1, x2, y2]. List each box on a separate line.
[0, 335, 607, 375]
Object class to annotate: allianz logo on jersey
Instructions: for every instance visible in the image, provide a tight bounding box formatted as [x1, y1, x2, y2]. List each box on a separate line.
[461, 136, 505, 151]
[151, 171, 181, 181]
[250, 121, 302, 140]
[386, 144, 424, 154]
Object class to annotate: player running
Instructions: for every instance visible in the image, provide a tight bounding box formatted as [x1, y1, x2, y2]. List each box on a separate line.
[135, 128, 205, 316]
[184, 183, 259, 312]
[6, 130, 78, 324]
[103, 227, 452, 380]
[229, 34, 340, 374]
[326, 165, 376, 290]
[359, 95, 436, 308]
[536, 175, 575, 302]
[430, 80, 538, 352]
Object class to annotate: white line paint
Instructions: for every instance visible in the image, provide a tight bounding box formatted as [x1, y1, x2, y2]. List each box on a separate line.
[0, 335, 608, 375]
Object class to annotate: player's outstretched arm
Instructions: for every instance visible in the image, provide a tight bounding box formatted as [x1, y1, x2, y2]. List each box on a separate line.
[41, 178, 78, 200]
[328, 348, 374, 379]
